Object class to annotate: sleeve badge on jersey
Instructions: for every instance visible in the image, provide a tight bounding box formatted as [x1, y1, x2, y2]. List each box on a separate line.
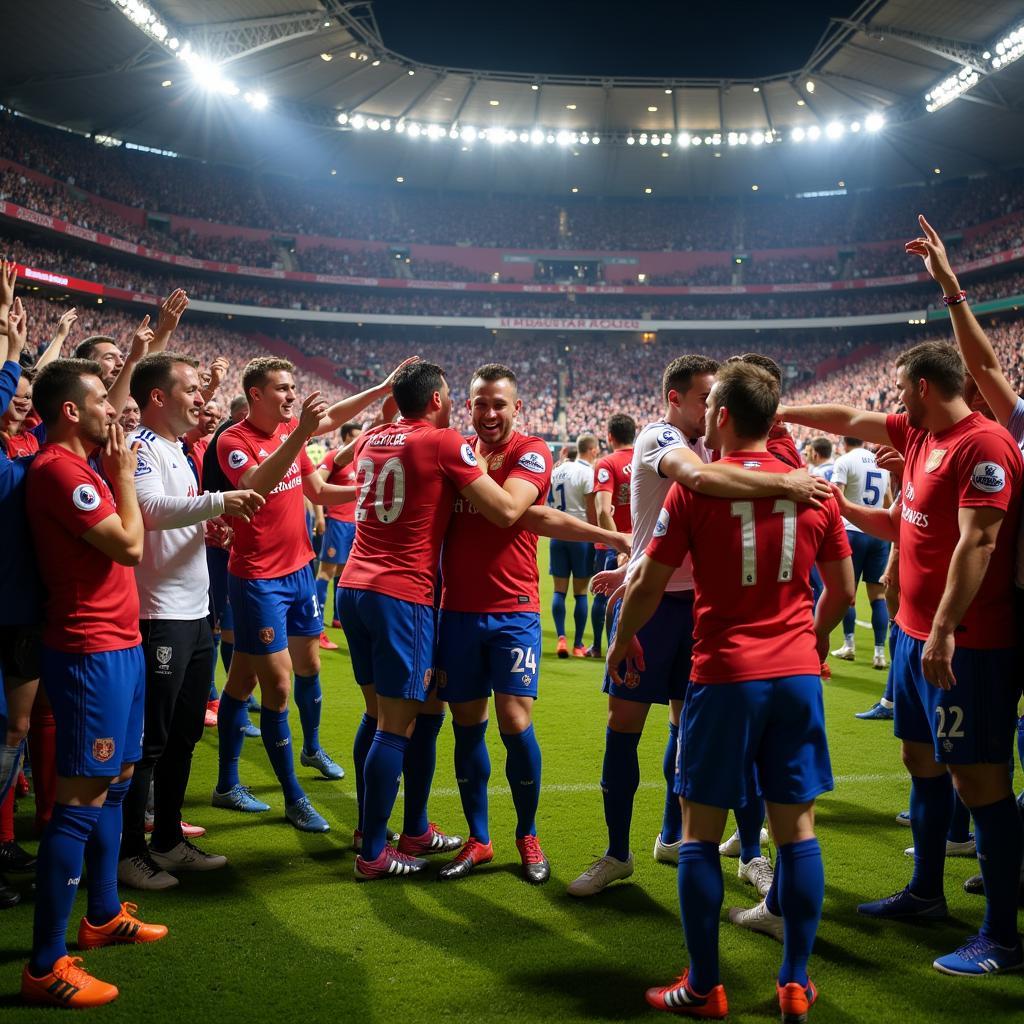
[228, 450, 248, 470]
[72, 483, 100, 512]
[597, 467, 610, 483]
[517, 451, 547, 474]
[134, 456, 153, 478]
[657, 428, 681, 448]
[653, 507, 670, 537]
[924, 448, 947, 473]
[971, 461, 1006, 493]
[460, 443, 478, 466]
[92, 738, 115, 763]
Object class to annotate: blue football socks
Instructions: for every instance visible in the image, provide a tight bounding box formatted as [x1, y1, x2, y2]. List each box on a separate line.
[841, 606, 856, 645]
[403, 713, 445, 837]
[216, 692, 248, 792]
[572, 594, 588, 648]
[602, 728, 641, 861]
[947, 793, 971, 844]
[84, 778, 129, 926]
[735, 796, 766, 862]
[870, 598, 888, 647]
[591, 592, 608, 651]
[973, 796, 1024, 947]
[30, 802, 101, 976]
[552, 591, 567, 637]
[352, 713, 377, 831]
[777, 838, 824, 988]
[453, 720, 491, 843]
[293, 673, 323, 754]
[501, 724, 542, 838]
[678, 841, 723, 992]
[362, 730, 408, 860]
[661, 722, 682, 844]
[908, 773, 953, 899]
[260, 706, 304, 804]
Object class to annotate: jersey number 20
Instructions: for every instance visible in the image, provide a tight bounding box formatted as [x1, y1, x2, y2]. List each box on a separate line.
[355, 457, 406, 524]
[730, 499, 797, 586]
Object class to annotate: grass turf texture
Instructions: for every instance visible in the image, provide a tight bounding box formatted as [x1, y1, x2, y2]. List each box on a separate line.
[1, 555, 1021, 1022]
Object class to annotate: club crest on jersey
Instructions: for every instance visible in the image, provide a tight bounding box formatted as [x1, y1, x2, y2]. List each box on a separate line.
[657, 428, 679, 448]
[155, 646, 172, 666]
[259, 627, 275, 646]
[653, 507, 670, 537]
[92, 738, 115, 763]
[597, 467, 610, 483]
[72, 483, 100, 512]
[489, 452, 506, 470]
[904, 481, 915, 501]
[460, 444, 478, 466]
[971, 462, 1006, 493]
[518, 451, 547, 474]
[924, 449, 947, 473]
[228, 449, 248, 470]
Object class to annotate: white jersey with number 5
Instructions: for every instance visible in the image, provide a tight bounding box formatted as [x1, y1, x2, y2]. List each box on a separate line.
[832, 447, 889, 533]
[549, 459, 594, 522]
[628, 421, 710, 592]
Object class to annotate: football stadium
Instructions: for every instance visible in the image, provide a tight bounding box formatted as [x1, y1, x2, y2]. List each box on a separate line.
[1, 0, 1024, 1019]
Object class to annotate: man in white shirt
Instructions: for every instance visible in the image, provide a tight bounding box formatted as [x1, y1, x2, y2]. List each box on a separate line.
[805, 437, 835, 481]
[829, 438, 892, 670]
[119, 353, 262, 890]
[548, 436, 597, 657]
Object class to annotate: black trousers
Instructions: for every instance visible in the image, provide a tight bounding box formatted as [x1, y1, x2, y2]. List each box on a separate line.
[121, 618, 214, 857]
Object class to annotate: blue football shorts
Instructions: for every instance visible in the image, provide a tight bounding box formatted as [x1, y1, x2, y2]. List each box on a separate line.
[229, 564, 321, 655]
[549, 539, 595, 580]
[436, 610, 541, 702]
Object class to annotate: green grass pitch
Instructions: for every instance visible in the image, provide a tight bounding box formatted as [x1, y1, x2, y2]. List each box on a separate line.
[1, 551, 1021, 1022]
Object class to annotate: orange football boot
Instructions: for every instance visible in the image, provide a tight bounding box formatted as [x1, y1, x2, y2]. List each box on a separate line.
[778, 979, 818, 1024]
[556, 636, 569, 658]
[77, 902, 168, 950]
[318, 631, 339, 651]
[644, 970, 728, 1018]
[21, 956, 119, 1008]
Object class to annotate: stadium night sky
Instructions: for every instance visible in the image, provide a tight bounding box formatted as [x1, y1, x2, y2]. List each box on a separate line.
[374, 0, 866, 78]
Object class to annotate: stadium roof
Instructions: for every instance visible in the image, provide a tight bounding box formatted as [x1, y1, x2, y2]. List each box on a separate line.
[4, 0, 1024, 197]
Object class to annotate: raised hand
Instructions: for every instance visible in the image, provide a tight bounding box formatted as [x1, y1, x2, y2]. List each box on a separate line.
[298, 391, 329, 436]
[905, 214, 958, 292]
[221, 489, 266, 522]
[156, 288, 189, 337]
[783, 468, 831, 509]
[874, 444, 905, 483]
[207, 356, 229, 392]
[0, 257, 16, 309]
[128, 314, 154, 363]
[54, 307, 78, 347]
[6, 297, 27, 360]
[380, 356, 420, 390]
[102, 422, 140, 483]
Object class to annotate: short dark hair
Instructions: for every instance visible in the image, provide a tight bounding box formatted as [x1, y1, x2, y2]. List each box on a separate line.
[32, 358, 103, 427]
[895, 341, 965, 399]
[842, 436, 863, 449]
[728, 352, 783, 385]
[340, 421, 362, 442]
[564, 444, 578, 461]
[242, 357, 294, 399]
[229, 394, 248, 416]
[130, 353, 199, 409]
[662, 355, 720, 401]
[712, 362, 780, 441]
[607, 413, 637, 445]
[470, 363, 517, 391]
[73, 336, 117, 360]
[811, 437, 833, 459]
[392, 362, 447, 417]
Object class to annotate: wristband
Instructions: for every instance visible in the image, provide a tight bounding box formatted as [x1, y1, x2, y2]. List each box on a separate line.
[942, 289, 967, 306]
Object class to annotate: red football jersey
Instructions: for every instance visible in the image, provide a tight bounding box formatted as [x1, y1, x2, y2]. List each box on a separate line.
[441, 431, 552, 613]
[26, 444, 141, 653]
[594, 447, 633, 535]
[340, 419, 483, 606]
[317, 449, 357, 522]
[646, 451, 850, 683]
[4, 431, 39, 457]
[886, 411, 1022, 648]
[767, 425, 802, 469]
[217, 417, 314, 579]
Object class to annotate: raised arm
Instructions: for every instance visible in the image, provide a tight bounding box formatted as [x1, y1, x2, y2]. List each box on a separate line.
[778, 404, 892, 447]
[831, 484, 901, 543]
[314, 357, 420, 436]
[150, 289, 189, 354]
[302, 469, 357, 507]
[107, 315, 154, 416]
[34, 308, 78, 372]
[906, 214, 1019, 426]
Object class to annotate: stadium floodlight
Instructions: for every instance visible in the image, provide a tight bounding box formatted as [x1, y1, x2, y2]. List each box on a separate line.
[626, 135, 636, 145]
[395, 120, 406, 133]
[791, 126, 806, 142]
[864, 112, 885, 132]
[461, 126, 477, 142]
[407, 121, 421, 137]
[728, 132, 739, 146]
[991, 22, 1024, 69]
[750, 131, 764, 146]
[691, 135, 702, 146]
[805, 80, 815, 93]
[591, 134, 600, 144]
[638, 133, 648, 145]
[367, 118, 380, 130]
[519, 130, 530, 143]
[738, 132, 748, 145]
[381, 119, 391, 131]
[677, 132, 691, 147]
[545, 133, 555, 144]
[351, 113, 365, 129]
[924, 67, 980, 112]
[806, 125, 821, 141]
[530, 128, 544, 144]
[336, 112, 349, 125]
[850, 120, 861, 133]
[426, 123, 444, 140]
[556, 130, 572, 146]
[825, 121, 843, 139]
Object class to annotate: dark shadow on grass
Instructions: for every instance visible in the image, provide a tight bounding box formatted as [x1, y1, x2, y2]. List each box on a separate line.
[509, 964, 656, 1020]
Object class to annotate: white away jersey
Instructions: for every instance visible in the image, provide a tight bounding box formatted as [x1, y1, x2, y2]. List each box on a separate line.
[808, 460, 834, 481]
[549, 458, 594, 522]
[628, 421, 710, 592]
[832, 447, 889, 534]
[130, 428, 224, 619]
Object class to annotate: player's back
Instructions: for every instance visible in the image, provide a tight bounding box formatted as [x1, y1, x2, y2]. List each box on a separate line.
[341, 418, 481, 606]
[834, 447, 888, 530]
[549, 458, 592, 521]
[650, 451, 849, 682]
[595, 448, 633, 533]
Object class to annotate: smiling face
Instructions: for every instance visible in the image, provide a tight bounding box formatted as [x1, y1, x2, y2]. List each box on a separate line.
[252, 369, 298, 424]
[468, 374, 521, 447]
[4, 375, 32, 430]
[162, 363, 205, 437]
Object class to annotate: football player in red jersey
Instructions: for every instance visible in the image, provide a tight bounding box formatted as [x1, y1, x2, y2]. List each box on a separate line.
[435, 364, 627, 883]
[588, 413, 636, 657]
[213, 356, 408, 832]
[610, 361, 853, 1021]
[782, 339, 1024, 977]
